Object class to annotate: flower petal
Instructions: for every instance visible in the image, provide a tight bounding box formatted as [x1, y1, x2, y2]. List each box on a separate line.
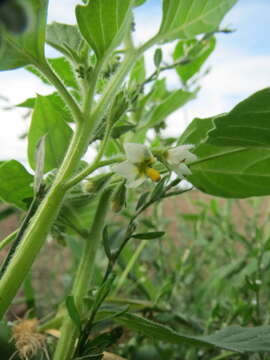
[171, 163, 192, 178]
[126, 177, 146, 188]
[167, 145, 197, 165]
[113, 161, 138, 181]
[124, 143, 152, 164]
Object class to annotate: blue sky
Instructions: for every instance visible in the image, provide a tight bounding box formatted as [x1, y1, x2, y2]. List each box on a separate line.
[0, 0, 269, 159]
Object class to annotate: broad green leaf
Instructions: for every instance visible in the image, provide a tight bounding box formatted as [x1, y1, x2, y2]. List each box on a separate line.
[146, 90, 195, 128]
[28, 95, 73, 173]
[178, 116, 214, 145]
[179, 117, 270, 198]
[173, 37, 216, 83]
[98, 311, 270, 353]
[76, 0, 133, 60]
[0, 0, 48, 70]
[17, 92, 73, 123]
[207, 88, 270, 147]
[0, 160, 33, 209]
[46, 22, 84, 60]
[157, 0, 237, 42]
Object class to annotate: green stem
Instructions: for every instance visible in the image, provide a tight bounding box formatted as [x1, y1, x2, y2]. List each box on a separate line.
[112, 240, 147, 296]
[66, 156, 124, 189]
[0, 230, 18, 252]
[53, 188, 113, 360]
[37, 60, 84, 124]
[0, 123, 92, 319]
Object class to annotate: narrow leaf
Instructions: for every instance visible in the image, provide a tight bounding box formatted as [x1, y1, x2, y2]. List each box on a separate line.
[136, 192, 149, 211]
[97, 311, 270, 353]
[103, 225, 111, 260]
[150, 175, 169, 202]
[132, 232, 165, 240]
[66, 295, 81, 331]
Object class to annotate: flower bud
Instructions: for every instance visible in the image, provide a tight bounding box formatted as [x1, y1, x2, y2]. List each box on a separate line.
[111, 181, 126, 213]
[83, 173, 112, 194]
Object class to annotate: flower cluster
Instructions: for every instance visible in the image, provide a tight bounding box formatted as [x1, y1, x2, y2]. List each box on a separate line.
[113, 143, 197, 188]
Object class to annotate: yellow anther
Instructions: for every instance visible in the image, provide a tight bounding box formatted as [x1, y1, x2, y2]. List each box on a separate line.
[145, 167, 161, 182]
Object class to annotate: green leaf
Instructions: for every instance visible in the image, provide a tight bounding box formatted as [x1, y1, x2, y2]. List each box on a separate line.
[173, 37, 216, 83]
[129, 56, 146, 88]
[28, 95, 73, 173]
[136, 192, 149, 211]
[97, 311, 270, 353]
[17, 92, 73, 123]
[179, 117, 270, 198]
[150, 175, 169, 202]
[178, 116, 214, 145]
[103, 225, 112, 260]
[111, 125, 136, 139]
[135, 0, 147, 6]
[207, 88, 270, 147]
[146, 90, 195, 128]
[157, 0, 237, 42]
[132, 232, 165, 240]
[0, 160, 33, 209]
[0, 0, 48, 70]
[46, 22, 84, 60]
[76, 0, 133, 60]
[66, 295, 81, 331]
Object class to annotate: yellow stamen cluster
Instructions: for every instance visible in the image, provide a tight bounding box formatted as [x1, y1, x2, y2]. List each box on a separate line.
[145, 167, 161, 182]
[11, 318, 48, 360]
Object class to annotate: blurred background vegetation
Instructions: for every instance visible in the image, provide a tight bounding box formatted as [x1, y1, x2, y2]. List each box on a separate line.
[1, 192, 270, 360]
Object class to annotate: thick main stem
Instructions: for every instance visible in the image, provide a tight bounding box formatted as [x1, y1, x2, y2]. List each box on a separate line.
[53, 188, 113, 360]
[0, 123, 91, 318]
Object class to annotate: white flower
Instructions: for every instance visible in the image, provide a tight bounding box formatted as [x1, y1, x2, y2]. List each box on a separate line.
[113, 143, 161, 187]
[165, 144, 197, 178]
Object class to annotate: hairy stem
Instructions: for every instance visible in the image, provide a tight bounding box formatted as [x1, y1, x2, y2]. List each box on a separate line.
[37, 60, 84, 124]
[53, 188, 113, 360]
